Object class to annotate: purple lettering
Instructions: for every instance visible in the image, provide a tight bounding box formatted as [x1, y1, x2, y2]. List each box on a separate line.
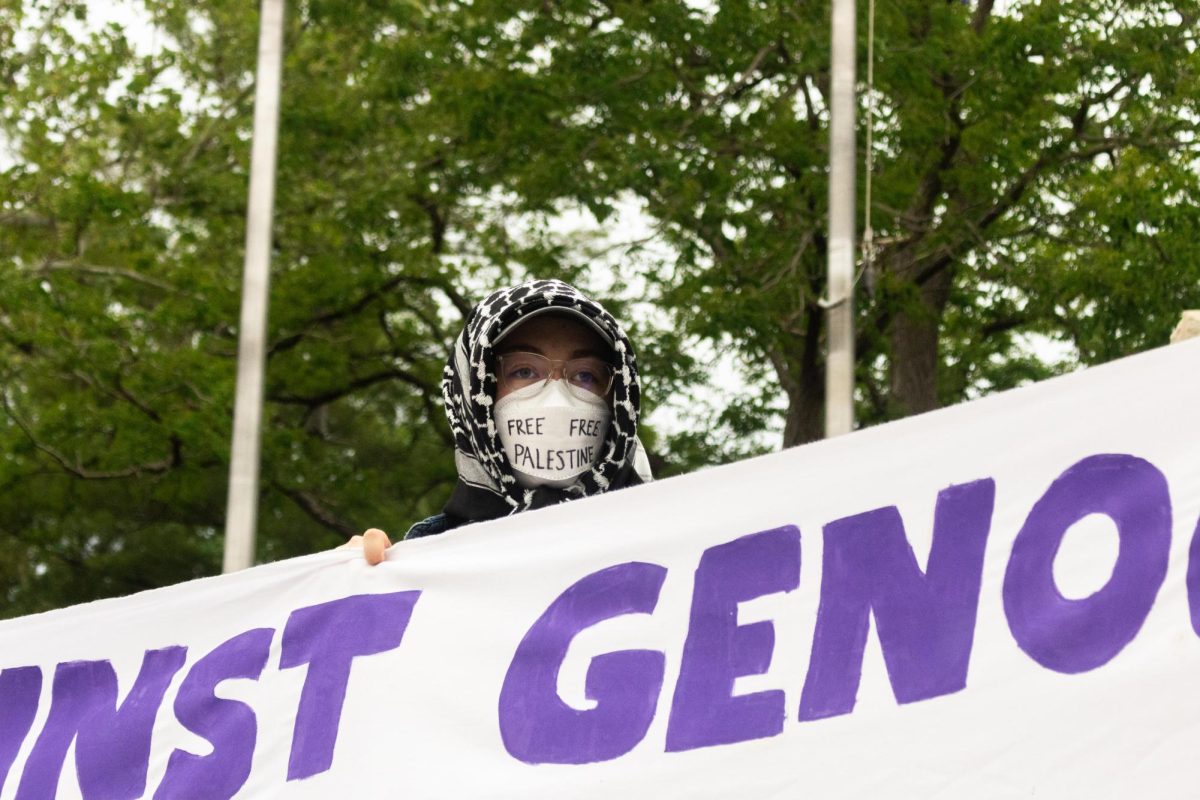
[154, 628, 274, 800]
[1189, 514, 1200, 637]
[1004, 454, 1170, 673]
[799, 478, 995, 720]
[0, 667, 41, 792]
[665, 526, 801, 751]
[499, 562, 667, 765]
[280, 592, 420, 781]
[18, 646, 186, 800]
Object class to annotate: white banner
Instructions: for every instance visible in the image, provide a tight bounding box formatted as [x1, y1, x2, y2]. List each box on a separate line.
[3, 340, 1200, 799]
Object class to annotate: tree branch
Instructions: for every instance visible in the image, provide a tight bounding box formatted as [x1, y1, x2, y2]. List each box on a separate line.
[69, 369, 164, 425]
[2, 0, 71, 84]
[273, 482, 358, 537]
[971, 0, 996, 33]
[679, 42, 779, 134]
[38, 259, 182, 293]
[2, 393, 181, 479]
[411, 193, 447, 254]
[267, 367, 432, 407]
[180, 85, 255, 171]
[0, 211, 55, 229]
[981, 314, 1029, 338]
[269, 274, 467, 356]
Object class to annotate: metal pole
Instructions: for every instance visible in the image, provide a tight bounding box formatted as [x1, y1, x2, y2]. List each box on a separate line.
[825, 0, 856, 438]
[223, 0, 286, 573]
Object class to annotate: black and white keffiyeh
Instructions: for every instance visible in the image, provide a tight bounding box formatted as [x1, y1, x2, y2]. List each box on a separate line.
[441, 278, 652, 520]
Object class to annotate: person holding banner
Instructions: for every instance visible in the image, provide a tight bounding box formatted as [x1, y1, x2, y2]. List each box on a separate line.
[345, 278, 653, 563]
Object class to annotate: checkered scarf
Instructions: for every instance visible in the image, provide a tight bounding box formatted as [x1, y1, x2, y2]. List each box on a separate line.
[441, 278, 650, 519]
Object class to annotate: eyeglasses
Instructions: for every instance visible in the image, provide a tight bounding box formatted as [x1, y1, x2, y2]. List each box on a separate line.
[495, 352, 615, 396]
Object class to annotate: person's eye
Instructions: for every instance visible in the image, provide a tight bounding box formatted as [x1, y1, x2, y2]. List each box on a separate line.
[568, 360, 609, 392]
[502, 354, 547, 383]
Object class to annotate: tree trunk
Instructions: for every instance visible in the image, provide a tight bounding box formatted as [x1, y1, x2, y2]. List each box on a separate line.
[779, 308, 825, 447]
[782, 363, 825, 446]
[888, 266, 954, 417]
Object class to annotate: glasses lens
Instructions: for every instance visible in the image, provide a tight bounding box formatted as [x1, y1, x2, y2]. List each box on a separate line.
[565, 358, 613, 395]
[498, 352, 551, 390]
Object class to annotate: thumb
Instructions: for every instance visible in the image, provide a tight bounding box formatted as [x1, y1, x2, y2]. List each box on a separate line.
[362, 528, 392, 565]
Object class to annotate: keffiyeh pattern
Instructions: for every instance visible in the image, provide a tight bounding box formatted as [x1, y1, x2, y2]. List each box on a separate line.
[441, 279, 647, 517]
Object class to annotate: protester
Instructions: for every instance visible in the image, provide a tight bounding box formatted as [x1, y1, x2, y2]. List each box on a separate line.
[345, 278, 653, 563]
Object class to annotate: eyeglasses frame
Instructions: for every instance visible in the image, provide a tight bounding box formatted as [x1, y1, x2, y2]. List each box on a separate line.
[494, 351, 615, 396]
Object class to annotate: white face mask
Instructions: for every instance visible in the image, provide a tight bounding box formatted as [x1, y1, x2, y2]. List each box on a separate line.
[494, 379, 611, 489]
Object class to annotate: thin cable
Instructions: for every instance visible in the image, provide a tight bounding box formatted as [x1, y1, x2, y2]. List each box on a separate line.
[863, 0, 877, 297]
[818, 0, 879, 311]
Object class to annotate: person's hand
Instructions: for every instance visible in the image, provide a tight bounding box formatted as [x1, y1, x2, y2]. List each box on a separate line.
[339, 527, 392, 565]
[1171, 310, 1200, 343]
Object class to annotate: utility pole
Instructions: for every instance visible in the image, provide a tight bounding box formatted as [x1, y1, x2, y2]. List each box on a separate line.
[223, 0, 286, 573]
[825, 0, 856, 438]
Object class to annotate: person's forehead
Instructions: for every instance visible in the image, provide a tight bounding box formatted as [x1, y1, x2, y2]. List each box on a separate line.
[495, 312, 610, 355]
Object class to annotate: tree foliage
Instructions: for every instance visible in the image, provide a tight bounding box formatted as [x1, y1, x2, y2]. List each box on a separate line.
[2, 0, 1198, 615]
[416, 0, 1200, 439]
[1, 0, 469, 614]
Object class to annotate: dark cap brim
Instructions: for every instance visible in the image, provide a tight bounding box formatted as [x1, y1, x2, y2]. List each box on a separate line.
[492, 306, 615, 350]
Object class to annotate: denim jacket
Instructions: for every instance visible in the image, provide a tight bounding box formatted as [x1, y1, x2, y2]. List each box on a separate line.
[403, 513, 466, 541]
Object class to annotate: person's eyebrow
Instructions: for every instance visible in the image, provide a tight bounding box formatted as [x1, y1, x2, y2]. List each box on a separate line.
[497, 343, 546, 356]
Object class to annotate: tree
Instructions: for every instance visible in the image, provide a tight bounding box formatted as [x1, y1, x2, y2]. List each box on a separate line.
[0, 0, 479, 615]
[418, 0, 1200, 441]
